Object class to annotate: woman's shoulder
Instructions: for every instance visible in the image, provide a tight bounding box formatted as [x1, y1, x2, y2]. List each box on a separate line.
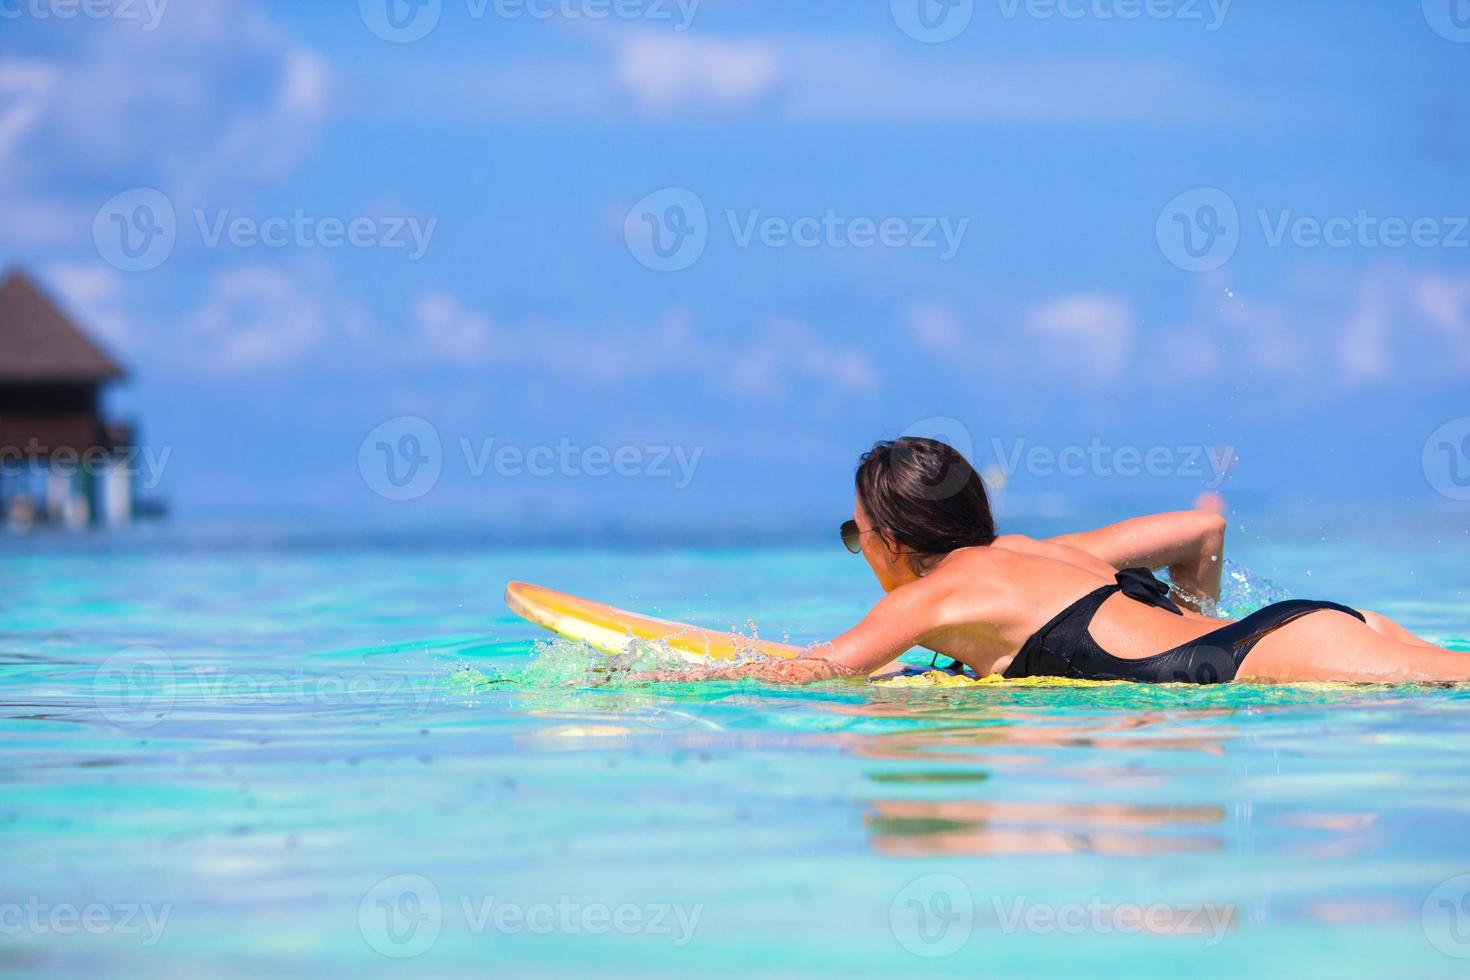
[989, 533, 1045, 554]
[909, 546, 1027, 618]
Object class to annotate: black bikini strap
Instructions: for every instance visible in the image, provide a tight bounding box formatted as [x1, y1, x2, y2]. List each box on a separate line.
[1114, 567, 1184, 616]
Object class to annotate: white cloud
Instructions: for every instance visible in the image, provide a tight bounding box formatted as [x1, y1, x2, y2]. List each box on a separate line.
[351, 31, 1243, 125]
[614, 33, 783, 113]
[728, 316, 880, 399]
[407, 293, 877, 398]
[190, 46, 330, 189]
[537, 307, 696, 381]
[39, 260, 134, 350]
[927, 265, 1470, 390]
[180, 266, 339, 373]
[1412, 273, 1470, 371]
[0, 61, 55, 168]
[415, 291, 503, 365]
[781, 42, 1250, 125]
[1, 1, 330, 250]
[1023, 293, 1135, 382]
[904, 303, 969, 357]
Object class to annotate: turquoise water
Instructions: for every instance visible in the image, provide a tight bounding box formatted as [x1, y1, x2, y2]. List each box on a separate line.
[3, 520, 1470, 978]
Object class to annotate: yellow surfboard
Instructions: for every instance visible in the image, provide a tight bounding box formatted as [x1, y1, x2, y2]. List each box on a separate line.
[505, 581, 803, 663]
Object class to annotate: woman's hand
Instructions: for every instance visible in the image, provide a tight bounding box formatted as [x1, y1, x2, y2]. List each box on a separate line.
[636, 573, 945, 686]
[634, 657, 862, 685]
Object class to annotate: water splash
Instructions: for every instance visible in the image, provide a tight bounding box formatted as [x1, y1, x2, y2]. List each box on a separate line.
[1214, 559, 1294, 619]
[1161, 559, 1293, 620]
[511, 635, 700, 688]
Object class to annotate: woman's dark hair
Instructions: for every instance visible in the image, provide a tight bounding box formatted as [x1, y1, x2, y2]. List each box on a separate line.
[854, 437, 996, 574]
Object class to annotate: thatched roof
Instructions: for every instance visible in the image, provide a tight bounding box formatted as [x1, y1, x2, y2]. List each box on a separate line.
[0, 270, 126, 383]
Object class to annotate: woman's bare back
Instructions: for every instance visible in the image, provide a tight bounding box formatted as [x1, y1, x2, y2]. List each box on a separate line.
[900, 538, 1235, 676]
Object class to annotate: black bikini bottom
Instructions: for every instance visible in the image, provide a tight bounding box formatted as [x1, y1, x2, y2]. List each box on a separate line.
[1023, 599, 1365, 684]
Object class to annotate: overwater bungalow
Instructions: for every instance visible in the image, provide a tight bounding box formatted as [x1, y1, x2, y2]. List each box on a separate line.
[0, 270, 137, 528]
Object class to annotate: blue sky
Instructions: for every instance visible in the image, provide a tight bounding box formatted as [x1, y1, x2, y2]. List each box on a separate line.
[3, 0, 1468, 529]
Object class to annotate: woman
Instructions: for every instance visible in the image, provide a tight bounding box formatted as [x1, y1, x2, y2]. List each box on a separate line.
[653, 437, 1467, 685]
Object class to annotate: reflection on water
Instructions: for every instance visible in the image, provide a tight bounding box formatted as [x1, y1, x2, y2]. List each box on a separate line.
[864, 799, 1226, 856]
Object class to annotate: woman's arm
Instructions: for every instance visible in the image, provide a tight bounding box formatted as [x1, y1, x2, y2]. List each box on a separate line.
[1049, 510, 1227, 606]
[637, 584, 939, 685]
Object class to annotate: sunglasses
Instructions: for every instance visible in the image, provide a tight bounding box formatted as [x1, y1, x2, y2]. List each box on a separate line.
[839, 519, 880, 554]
